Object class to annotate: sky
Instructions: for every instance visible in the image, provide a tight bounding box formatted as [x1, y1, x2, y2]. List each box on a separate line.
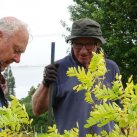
[0, 0, 74, 99]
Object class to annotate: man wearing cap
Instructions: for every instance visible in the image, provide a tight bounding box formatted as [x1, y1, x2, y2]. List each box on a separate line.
[32, 18, 120, 136]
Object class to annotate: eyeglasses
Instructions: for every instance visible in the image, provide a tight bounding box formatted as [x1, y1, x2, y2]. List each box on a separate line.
[72, 42, 98, 50]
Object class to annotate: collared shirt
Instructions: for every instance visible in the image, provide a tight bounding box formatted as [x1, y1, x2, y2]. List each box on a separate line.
[52, 54, 120, 137]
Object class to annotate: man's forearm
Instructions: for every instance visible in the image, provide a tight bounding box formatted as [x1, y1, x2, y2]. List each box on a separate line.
[32, 83, 49, 116]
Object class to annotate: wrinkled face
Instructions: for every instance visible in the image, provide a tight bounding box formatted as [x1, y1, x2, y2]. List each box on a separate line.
[72, 37, 100, 68]
[0, 30, 29, 71]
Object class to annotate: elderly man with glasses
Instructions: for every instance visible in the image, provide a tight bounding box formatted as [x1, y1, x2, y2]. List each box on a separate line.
[32, 18, 120, 136]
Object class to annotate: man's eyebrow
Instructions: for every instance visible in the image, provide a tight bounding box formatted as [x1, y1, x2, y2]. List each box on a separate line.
[14, 45, 25, 53]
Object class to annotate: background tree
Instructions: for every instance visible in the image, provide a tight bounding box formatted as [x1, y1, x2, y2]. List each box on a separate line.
[3, 66, 16, 100]
[20, 85, 55, 133]
[68, 0, 137, 86]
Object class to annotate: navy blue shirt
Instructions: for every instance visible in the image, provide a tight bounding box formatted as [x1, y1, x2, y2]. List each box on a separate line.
[52, 54, 120, 137]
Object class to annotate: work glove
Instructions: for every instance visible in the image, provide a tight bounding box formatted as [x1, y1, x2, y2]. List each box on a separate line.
[42, 64, 58, 87]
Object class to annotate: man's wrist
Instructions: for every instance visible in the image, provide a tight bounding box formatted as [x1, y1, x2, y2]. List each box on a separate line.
[42, 79, 49, 87]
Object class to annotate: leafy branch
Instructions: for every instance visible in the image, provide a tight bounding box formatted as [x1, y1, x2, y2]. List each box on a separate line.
[0, 95, 33, 137]
[67, 51, 137, 136]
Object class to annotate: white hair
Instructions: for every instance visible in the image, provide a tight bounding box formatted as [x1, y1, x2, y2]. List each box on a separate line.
[0, 16, 28, 40]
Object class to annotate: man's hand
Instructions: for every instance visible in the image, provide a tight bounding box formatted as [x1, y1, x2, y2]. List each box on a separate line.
[42, 64, 58, 87]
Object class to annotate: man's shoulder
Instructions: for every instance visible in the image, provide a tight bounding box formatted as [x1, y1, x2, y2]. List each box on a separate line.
[55, 54, 71, 64]
[105, 58, 120, 74]
[105, 58, 118, 66]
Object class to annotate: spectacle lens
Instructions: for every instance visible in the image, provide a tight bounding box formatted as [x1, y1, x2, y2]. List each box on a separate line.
[72, 42, 98, 50]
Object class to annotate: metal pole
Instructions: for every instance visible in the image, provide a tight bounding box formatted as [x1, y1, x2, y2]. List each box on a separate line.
[47, 42, 55, 127]
[50, 42, 55, 65]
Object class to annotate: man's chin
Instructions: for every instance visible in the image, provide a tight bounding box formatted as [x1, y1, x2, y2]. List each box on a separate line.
[79, 58, 90, 65]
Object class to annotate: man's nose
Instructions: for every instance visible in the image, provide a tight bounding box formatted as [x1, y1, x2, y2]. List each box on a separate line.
[80, 46, 88, 53]
[13, 54, 21, 63]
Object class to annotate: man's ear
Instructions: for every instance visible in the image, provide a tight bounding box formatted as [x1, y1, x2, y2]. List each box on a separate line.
[96, 46, 101, 54]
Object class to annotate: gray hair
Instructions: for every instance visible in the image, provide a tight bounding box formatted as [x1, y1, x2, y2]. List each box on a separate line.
[0, 16, 28, 40]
